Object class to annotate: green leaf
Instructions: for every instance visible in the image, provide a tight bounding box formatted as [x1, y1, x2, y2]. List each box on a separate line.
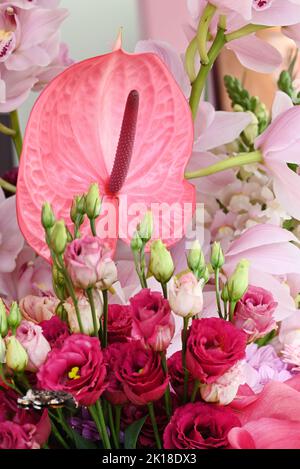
[255, 329, 277, 347]
[124, 415, 148, 449]
[71, 429, 98, 449]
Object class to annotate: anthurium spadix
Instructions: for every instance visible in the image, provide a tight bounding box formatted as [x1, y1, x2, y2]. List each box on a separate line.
[16, 39, 195, 260]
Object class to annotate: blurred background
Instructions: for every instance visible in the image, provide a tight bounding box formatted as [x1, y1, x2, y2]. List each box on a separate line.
[0, 0, 298, 169]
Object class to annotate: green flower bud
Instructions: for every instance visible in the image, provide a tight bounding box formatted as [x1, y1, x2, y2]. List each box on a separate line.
[0, 299, 8, 337]
[188, 240, 205, 274]
[5, 337, 28, 372]
[71, 195, 86, 224]
[243, 112, 259, 145]
[137, 211, 154, 243]
[86, 183, 101, 220]
[202, 266, 210, 284]
[149, 240, 174, 284]
[221, 283, 229, 302]
[41, 202, 56, 230]
[8, 302, 21, 334]
[227, 259, 250, 302]
[52, 265, 67, 301]
[0, 336, 6, 364]
[51, 220, 68, 255]
[131, 232, 143, 253]
[211, 242, 225, 270]
[233, 104, 244, 113]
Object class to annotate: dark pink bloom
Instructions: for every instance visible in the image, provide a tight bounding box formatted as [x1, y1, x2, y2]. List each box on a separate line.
[234, 285, 278, 341]
[167, 351, 195, 400]
[37, 334, 107, 406]
[40, 316, 70, 349]
[130, 289, 175, 352]
[104, 343, 129, 406]
[163, 402, 241, 449]
[186, 318, 247, 383]
[107, 304, 132, 343]
[116, 341, 169, 405]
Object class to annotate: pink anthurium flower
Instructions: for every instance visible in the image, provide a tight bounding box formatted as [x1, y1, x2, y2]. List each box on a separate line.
[17, 41, 195, 260]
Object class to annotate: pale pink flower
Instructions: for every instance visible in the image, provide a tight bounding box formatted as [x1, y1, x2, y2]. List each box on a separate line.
[282, 344, 300, 372]
[19, 295, 58, 324]
[0, 191, 24, 273]
[187, 0, 253, 21]
[200, 361, 246, 405]
[64, 290, 103, 335]
[16, 320, 51, 372]
[279, 311, 300, 348]
[168, 272, 203, 318]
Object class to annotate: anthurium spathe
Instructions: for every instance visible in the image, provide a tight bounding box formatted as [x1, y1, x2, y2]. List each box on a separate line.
[16, 42, 195, 260]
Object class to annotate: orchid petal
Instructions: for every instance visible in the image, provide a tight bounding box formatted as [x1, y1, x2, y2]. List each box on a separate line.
[283, 23, 300, 47]
[251, 1, 300, 26]
[272, 91, 294, 120]
[268, 161, 300, 220]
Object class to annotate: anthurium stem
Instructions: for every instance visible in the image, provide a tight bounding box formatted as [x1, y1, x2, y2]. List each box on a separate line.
[185, 151, 263, 180]
[225, 24, 269, 43]
[0, 122, 16, 137]
[10, 110, 22, 160]
[197, 3, 217, 65]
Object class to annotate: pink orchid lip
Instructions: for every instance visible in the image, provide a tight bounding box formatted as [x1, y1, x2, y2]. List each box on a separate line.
[108, 89, 139, 195]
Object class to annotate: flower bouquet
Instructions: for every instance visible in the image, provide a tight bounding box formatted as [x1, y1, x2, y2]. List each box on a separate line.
[1, 0, 300, 451]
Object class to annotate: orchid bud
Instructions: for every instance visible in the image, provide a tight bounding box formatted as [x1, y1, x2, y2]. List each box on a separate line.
[86, 183, 101, 220]
[0, 299, 8, 337]
[149, 240, 174, 284]
[41, 202, 56, 230]
[137, 211, 154, 243]
[131, 232, 143, 253]
[211, 242, 225, 270]
[0, 336, 6, 363]
[188, 240, 206, 277]
[51, 220, 68, 255]
[243, 112, 259, 145]
[8, 302, 21, 334]
[5, 336, 28, 372]
[227, 259, 250, 303]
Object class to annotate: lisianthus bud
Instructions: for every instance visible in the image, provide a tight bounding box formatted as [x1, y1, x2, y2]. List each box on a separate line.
[169, 273, 203, 318]
[188, 240, 206, 277]
[131, 232, 143, 253]
[0, 336, 6, 363]
[64, 290, 103, 335]
[137, 211, 154, 243]
[149, 240, 174, 284]
[0, 299, 8, 337]
[5, 336, 28, 372]
[71, 195, 86, 223]
[51, 220, 68, 255]
[41, 202, 55, 230]
[221, 283, 229, 302]
[227, 259, 250, 303]
[210, 242, 225, 270]
[86, 183, 101, 220]
[8, 302, 21, 334]
[243, 112, 259, 145]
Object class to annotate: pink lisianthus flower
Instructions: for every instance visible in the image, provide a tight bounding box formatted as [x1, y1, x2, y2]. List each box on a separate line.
[228, 375, 300, 449]
[200, 361, 246, 405]
[40, 316, 70, 349]
[16, 320, 51, 372]
[19, 294, 58, 323]
[168, 273, 203, 318]
[233, 285, 278, 341]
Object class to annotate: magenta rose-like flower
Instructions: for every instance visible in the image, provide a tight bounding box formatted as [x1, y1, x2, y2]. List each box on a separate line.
[40, 316, 70, 349]
[16, 320, 51, 372]
[130, 289, 175, 352]
[104, 343, 129, 406]
[64, 236, 117, 290]
[37, 334, 107, 406]
[186, 318, 247, 383]
[107, 304, 133, 343]
[167, 351, 195, 400]
[163, 402, 241, 449]
[233, 285, 278, 341]
[116, 341, 169, 405]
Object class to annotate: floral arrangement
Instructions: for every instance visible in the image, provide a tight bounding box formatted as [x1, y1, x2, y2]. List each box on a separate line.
[1, 0, 300, 451]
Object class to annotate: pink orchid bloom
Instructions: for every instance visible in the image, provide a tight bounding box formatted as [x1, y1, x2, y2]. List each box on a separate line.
[187, 0, 253, 21]
[0, 189, 24, 273]
[17, 43, 195, 260]
[228, 375, 300, 449]
[5, 1, 61, 9]
[255, 97, 300, 220]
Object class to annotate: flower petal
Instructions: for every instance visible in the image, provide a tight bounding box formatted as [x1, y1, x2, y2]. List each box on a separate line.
[252, 0, 300, 26]
[268, 160, 300, 220]
[272, 91, 294, 120]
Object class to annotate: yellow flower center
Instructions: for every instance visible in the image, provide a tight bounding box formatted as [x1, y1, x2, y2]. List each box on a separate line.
[0, 30, 12, 41]
[68, 367, 81, 380]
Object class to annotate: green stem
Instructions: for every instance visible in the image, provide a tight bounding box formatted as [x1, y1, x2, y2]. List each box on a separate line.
[197, 3, 217, 65]
[86, 288, 99, 337]
[50, 419, 69, 449]
[89, 401, 111, 449]
[189, 27, 226, 120]
[102, 289, 108, 348]
[56, 408, 75, 442]
[133, 250, 147, 289]
[185, 151, 263, 180]
[0, 122, 16, 137]
[147, 403, 162, 449]
[0, 178, 16, 194]
[10, 110, 22, 160]
[0, 365, 21, 394]
[115, 405, 122, 445]
[161, 282, 168, 299]
[160, 352, 172, 420]
[90, 218, 97, 237]
[226, 24, 269, 43]
[223, 300, 228, 321]
[215, 268, 223, 319]
[108, 403, 120, 449]
[182, 316, 190, 404]
[185, 36, 198, 83]
[191, 379, 200, 403]
[140, 245, 148, 289]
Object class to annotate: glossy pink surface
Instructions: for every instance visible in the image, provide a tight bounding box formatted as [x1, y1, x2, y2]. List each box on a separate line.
[17, 48, 195, 260]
